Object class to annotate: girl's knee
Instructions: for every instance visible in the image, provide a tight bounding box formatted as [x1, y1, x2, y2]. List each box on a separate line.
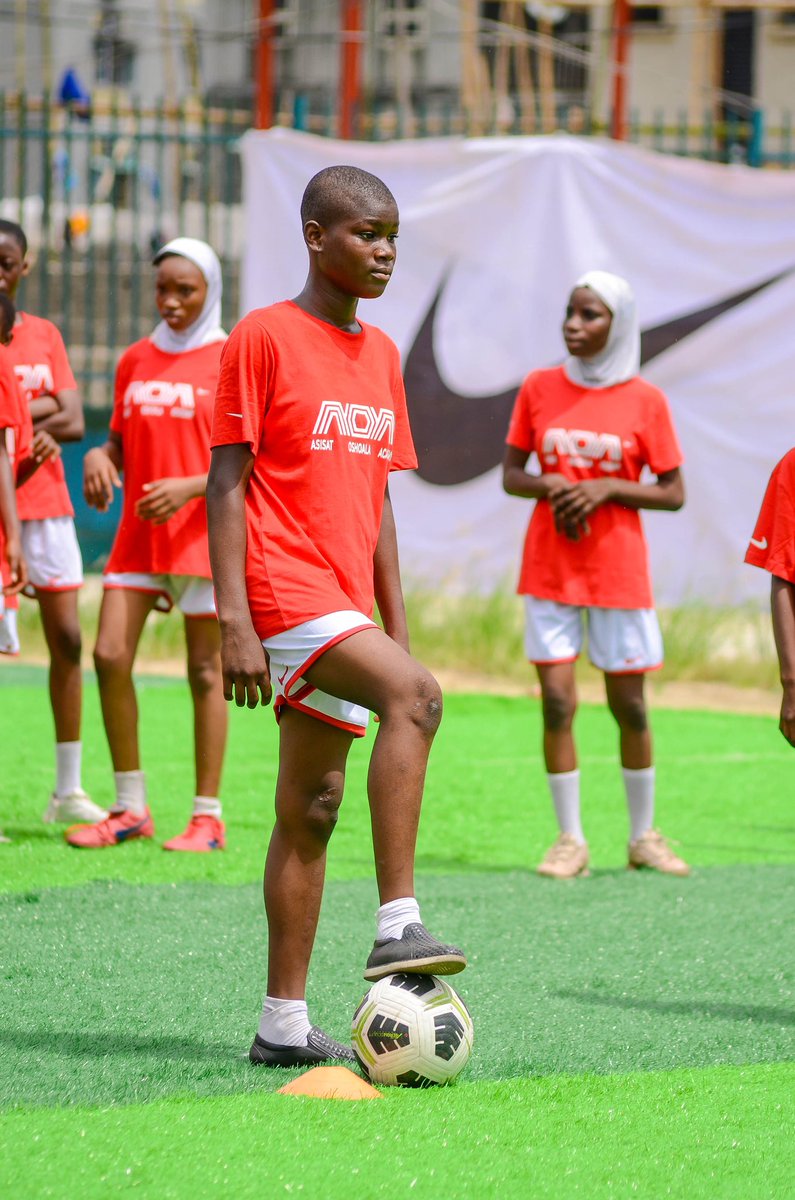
[49, 620, 82, 665]
[280, 781, 344, 847]
[187, 655, 221, 696]
[542, 687, 576, 732]
[609, 692, 648, 733]
[93, 638, 133, 680]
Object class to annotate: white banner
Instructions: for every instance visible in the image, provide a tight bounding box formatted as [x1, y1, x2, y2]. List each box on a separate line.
[240, 128, 795, 605]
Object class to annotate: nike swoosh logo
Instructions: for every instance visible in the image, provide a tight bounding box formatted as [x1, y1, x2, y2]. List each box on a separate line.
[115, 817, 149, 842]
[749, 536, 768, 550]
[277, 666, 289, 686]
[404, 270, 792, 485]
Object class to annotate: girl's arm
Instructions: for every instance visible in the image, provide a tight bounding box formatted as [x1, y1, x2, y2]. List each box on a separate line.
[30, 387, 85, 442]
[373, 483, 410, 652]
[206, 443, 271, 708]
[15, 430, 61, 487]
[545, 468, 685, 528]
[502, 445, 570, 501]
[771, 575, 795, 748]
[135, 474, 207, 525]
[0, 432, 26, 592]
[84, 433, 123, 512]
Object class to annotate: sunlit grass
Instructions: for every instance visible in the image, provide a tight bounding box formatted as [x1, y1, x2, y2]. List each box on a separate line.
[10, 579, 779, 691]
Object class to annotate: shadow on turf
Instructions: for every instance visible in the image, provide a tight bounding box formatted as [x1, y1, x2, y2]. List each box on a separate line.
[554, 988, 795, 1027]
[0, 1028, 244, 1061]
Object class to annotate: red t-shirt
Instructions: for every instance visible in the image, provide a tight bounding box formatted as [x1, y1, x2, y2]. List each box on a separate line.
[105, 338, 223, 578]
[506, 366, 683, 609]
[211, 301, 417, 639]
[0, 346, 31, 582]
[745, 449, 795, 583]
[7, 313, 76, 520]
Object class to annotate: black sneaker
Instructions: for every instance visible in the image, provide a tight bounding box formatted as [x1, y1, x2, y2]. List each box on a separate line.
[249, 1026, 356, 1068]
[364, 922, 467, 982]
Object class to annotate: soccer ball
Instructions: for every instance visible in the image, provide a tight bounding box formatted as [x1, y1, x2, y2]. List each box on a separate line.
[351, 973, 474, 1087]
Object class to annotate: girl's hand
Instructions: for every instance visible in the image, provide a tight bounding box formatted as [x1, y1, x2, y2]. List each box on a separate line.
[84, 447, 122, 512]
[135, 477, 196, 525]
[549, 478, 613, 526]
[3, 536, 27, 595]
[31, 430, 61, 464]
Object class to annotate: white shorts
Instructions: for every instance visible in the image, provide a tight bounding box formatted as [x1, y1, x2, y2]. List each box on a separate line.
[263, 610, 377, 737]
[21, 516, 84, 594]
[524, 596, 663, 675]
[103, 572, 216, 617]
[0, 600, 19, 655]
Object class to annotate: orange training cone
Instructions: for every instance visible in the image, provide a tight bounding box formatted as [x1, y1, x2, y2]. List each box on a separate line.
[278, 1066, 383, 1101]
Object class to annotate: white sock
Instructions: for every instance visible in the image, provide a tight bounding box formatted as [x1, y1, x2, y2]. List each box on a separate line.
[547, 769, 585, 843]
[376, 896, 421, 941]
[623, 766, 655, 841]
[55, 741, 82, 797]
[193, 795, 222, 818]
[258, 996, 311, 1046]
[112, 770, 147, 816]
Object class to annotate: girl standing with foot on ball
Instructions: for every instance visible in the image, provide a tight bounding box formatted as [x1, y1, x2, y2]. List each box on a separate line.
[0, 219, 105, 827]
[207, 165, 466, 1069]
[503, 270, 689, 879]
[70, 238, 228, 852]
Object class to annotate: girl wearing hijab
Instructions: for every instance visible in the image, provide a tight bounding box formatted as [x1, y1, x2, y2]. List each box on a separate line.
[503, 270, 689, 879]
[72, 238, 229, 851]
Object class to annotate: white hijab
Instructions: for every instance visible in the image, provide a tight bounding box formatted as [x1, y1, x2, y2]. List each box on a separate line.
[563, 270, 640, 389]
[150, 237, 226, 354]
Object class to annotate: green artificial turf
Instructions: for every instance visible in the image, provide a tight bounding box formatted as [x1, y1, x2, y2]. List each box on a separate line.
[2, 1064, 794, 1200]
[1, 675, 793, 894]
[1, 673, 793, 1197]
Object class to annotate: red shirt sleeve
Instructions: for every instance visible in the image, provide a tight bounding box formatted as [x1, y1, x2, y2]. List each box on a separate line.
[211, 315, 273, 452]
[506, 374, 537, 454]
[637, 387, 683, 476]
[388, 356, 417, 474]
[109, 348, 133, 437]
[0, 358, 18, 430]
[745, 450, 795, 582]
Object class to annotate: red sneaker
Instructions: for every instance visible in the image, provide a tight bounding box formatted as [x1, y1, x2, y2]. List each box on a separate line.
[65, 808, 154, 848]
[162, 814, 225, 852]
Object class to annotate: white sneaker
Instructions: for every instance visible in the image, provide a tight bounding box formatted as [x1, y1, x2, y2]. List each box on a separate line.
[42, 789, 109, 825]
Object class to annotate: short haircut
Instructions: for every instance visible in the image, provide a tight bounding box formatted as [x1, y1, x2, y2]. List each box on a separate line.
[0, 291, 16, 337]
[300, 165, 396, 228]
[0, 220, 27, 256]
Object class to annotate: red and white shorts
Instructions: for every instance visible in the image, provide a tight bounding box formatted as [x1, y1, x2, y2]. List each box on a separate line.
[103, 572, 216, 617]
[21, 516, 83, 595]
[263, 610, 377, 737]
[524, 596, 663, 675]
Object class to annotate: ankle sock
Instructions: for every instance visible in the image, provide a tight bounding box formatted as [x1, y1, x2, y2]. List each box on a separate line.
[112, 770, 147, 816]
[258, 996, 311, 1046]
[376, 896, 421, 941]
[55, 741, 82, 797]
[192, 795, 222, 818]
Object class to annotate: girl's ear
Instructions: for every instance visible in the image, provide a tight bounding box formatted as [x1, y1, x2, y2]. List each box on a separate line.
[303, 220, 324, 254]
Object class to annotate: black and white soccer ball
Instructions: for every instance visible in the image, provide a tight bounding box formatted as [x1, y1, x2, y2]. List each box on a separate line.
[351, 973, 474, 1087]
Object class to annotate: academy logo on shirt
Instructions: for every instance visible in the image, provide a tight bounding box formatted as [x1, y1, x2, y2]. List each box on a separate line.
[123, 380, 196, 420]
[13, 363, 54, 401]
[311, 400, 396, 460]
[541, 428, 624, 473]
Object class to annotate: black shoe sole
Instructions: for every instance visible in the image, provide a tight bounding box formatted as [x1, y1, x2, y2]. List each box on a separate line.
[363, 951, 467, 982]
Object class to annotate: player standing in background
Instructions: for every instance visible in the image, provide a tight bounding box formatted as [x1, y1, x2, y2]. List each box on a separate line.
[207, 165, 466, 1068]
[745, 451, 795, 748]
[68, 238, 228, 851]
[503, 270, 690, 879]
[0, 220, 106, 825]
[0, 291, 63, 662]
